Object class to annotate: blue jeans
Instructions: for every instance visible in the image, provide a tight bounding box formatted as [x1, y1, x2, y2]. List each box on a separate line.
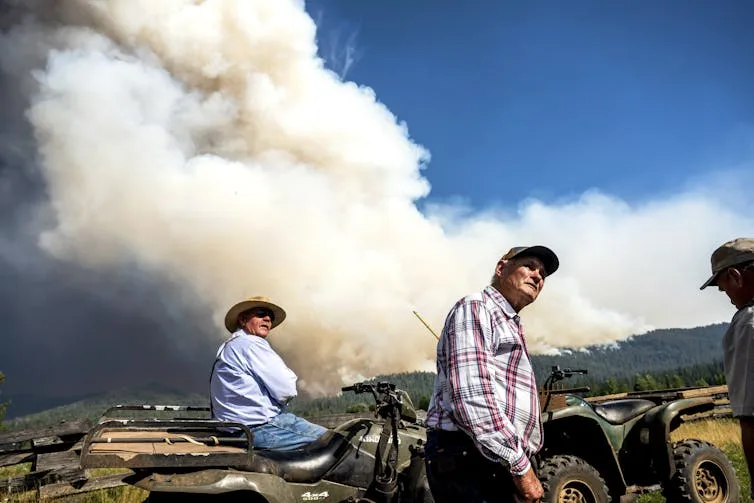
[251, 413, 328, 451]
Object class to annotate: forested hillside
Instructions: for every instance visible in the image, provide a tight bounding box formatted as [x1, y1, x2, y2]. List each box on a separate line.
[3, 323, 729, 430]
[531, 323, 727, 383]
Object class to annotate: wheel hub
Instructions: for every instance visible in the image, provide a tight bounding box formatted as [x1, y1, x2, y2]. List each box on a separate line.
[693, 460, 727, 503]
[559, 481, 597, 503]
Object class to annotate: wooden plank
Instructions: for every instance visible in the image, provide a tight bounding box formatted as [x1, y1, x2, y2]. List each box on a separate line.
[39, 472, 133, 499]
[679, 385, 728, 398]
[0, 452, 34, 468]
[32, 436, 64, 449]
[585, 386, 729, 404]
[34, 450, 81, 472]
[584, 393, 629, 403]
[0, 419, 92, 447]
[0, 451, 86, 493]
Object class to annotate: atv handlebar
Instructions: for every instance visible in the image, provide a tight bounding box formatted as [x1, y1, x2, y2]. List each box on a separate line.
[341, 381, 420, 424]
[554, 367, 588, 378]
[543, 365, 589, 391]
[341, 381, 396, 395]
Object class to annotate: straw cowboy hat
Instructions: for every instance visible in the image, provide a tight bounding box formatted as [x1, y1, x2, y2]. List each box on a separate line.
[224, 296, 287, 333]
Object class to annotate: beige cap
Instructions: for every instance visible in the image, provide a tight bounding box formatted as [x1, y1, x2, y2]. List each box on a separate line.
[700, 238, 754, 290]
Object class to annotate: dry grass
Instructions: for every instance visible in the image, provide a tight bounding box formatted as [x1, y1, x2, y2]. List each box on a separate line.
[672, 416, 742, 447]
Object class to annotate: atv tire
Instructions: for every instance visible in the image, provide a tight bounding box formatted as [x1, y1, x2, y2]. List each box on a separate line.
[663, 439, 740, 503]
[539, 455, 610, 503]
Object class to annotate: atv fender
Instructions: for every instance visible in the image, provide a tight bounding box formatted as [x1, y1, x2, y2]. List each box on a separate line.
[639, 397, 714, 481]
[133, 469, 296, 502]
[542, 409, 626, 496]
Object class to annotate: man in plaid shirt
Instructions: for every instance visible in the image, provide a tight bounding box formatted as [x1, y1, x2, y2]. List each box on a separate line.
[424, 245, 559, 503]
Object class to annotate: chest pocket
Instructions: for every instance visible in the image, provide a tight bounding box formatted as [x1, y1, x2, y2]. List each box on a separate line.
[491, 321, 521, 356]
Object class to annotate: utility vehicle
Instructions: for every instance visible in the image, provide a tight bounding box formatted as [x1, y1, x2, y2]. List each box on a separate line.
[537, 366, 740, 503]
[80, 381, 432, 502]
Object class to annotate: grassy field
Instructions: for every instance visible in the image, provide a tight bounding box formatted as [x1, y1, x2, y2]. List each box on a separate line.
[0, 417, 749, 502]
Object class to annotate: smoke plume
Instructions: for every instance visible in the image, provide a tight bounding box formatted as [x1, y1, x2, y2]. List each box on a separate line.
[0, 0, 751, 400]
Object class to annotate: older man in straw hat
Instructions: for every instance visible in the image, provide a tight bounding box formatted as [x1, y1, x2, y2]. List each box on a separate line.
[210, 296, 327, 450]
[701, 238, 754, 493]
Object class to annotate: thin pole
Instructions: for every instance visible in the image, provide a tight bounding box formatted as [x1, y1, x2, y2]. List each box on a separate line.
[412, 310, 439, 341]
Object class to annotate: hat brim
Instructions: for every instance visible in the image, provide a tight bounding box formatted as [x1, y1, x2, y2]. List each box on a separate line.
[506, 245, 560, 276]
[700, 272, 720, 290]
[224, 299, 287, 333]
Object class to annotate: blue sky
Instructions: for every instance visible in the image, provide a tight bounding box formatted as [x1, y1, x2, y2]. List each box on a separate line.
[306, 1, 754, 209]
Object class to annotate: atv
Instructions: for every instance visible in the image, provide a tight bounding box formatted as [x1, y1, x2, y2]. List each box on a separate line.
[79, 381, 433, 502]
[536, 366, 740, 503]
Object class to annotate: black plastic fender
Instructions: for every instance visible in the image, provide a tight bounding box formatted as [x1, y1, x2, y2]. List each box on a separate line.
[639, 397, 715, 481]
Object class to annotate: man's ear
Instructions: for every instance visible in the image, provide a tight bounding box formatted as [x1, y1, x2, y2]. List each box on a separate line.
[729, 268, 745, 285]
[496, 259, 508, 276]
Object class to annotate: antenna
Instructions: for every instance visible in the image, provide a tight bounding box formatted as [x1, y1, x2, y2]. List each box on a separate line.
[412, 310, 440, 341]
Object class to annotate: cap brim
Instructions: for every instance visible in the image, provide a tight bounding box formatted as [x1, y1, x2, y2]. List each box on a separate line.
[699, 273, 718, 290]
[511, 245, 560, 276]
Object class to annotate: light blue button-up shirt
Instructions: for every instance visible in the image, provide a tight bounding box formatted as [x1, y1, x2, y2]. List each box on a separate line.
[210, 329, 298, 426]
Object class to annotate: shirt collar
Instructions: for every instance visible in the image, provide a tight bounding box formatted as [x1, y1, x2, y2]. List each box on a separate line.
[484, 285, 519, 320]
[230, 328, 247, 340]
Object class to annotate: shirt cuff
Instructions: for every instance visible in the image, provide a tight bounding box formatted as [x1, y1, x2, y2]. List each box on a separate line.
[509, 451, 531, 475]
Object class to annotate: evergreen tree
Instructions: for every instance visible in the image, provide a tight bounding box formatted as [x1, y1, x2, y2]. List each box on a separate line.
[603, 378, 621, 394]
[346, 403, 370, 413]
[634, 374, 650, 391]
[669, 374, 685, 389]
[0, 372, 7, 431]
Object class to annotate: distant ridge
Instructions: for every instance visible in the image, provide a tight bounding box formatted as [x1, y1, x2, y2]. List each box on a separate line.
[5, 382, 208, 430]
[531, 322, 727, 383]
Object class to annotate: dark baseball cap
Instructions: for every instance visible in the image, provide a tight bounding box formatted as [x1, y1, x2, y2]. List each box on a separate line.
[700, 237, 754, 290]
[501, 245, 559, 276]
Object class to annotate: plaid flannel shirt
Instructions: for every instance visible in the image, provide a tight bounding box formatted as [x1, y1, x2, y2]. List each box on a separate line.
[425, 285, 543, 475]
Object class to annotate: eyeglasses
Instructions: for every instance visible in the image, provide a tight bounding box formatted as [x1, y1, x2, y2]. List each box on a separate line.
[248, 308, 275, 322]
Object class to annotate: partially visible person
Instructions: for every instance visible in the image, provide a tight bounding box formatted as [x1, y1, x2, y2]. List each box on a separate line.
[425, 245, 560, 503]
[701, 237, 754, 494]
[210, 296, 327, 450]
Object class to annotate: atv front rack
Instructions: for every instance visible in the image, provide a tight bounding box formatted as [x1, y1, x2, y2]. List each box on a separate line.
[80, 405, 255, 470]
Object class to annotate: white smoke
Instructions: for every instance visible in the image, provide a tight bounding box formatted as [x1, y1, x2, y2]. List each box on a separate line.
[1, 0, 751, 394]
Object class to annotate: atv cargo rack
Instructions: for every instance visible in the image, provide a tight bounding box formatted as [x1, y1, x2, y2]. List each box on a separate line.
[79, 405, 255, 470]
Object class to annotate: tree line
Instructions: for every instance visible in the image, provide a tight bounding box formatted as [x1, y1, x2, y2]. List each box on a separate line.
[289, 360, 727, 418]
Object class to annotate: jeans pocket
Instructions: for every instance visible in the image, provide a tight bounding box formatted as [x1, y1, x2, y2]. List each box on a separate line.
[251, 423, 284, 449]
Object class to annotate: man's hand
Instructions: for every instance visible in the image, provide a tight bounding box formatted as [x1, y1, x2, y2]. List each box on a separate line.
[512, 466, 544, 503]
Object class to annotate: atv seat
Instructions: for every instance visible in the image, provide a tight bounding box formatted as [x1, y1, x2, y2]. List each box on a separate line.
[592, 399, 656, 425]
[249, 423, 367, 483]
